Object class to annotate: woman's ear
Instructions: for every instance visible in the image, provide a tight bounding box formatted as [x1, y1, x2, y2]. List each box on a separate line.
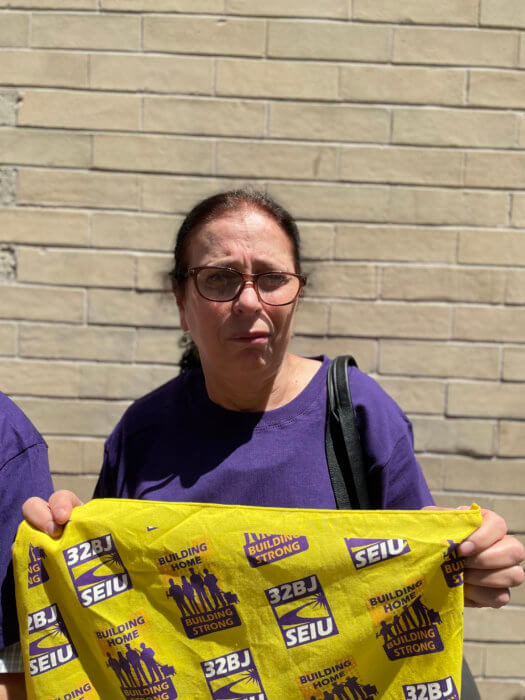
[172, 280, 188, 331]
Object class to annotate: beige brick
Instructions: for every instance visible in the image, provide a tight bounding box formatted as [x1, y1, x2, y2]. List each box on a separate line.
[431, 492, 488, 508]
[32, 13, 140, 51]
[477, 680, 525, 700]
[18, 169, 141, 209]
[226, 0, 347, 17]
[504, 347, 525, 381]
[499, 421, 525, 457]
[463, 643, 484, 676]
[135, 328, 183, 364]
[0, 209, 89, 246]
[335, 225, 457, 263]
[19, 90, 141, 131]
[470, 69, 525, 108]
[0, 128, 90, 167]
[520, 116, 525, 147]
[216, 141, 338, 180]
[91, 213, 179, 252]
[268, 21, 391, 61]
[0, 167, 16, 206]
[268, 103, 390, 144]
[330, 301, 451, 339]
[394, 27, 518, 67]
[444, 456, 525, 494]
[412, 416, 495, 455]
[102, 0, 223, 9]
[19, 323, 135, 362]
[136, 255, 172, 291]
[93, 134, 214, 175]
[513, 195, 525, 226]
[11, 0, 97, 7]
[383, 266, 506, 303]
[0, 12, 29, 47]
[17, 249, 136, 288]
[377, 376, 445, 414]
[288, 336, 377, 372]
[481, 0, 525, 28]
[89, 289, 179, 328]
[293, 301, 328, 335]
[15, 397, 128, 436]
[521, 33, 525, 68]
[380, 341, 500, 379]
[465, 606, 525, 641]
[144, 16, 264, 56]
[454, 306, 525, 342]
[79, 363, 176, 400]
[0, 89, 16, 126]
[90, 54, 213, 94]
[299, 223, 334, 261]
[506, 270, 525, 304]
[458, 229, 525, 266]
[449, 379, 525, 420]
[217, 59, 338, 100]
[0, 286, 84, 323]
[144, 97, 265, 138]
[304, 263, 377, 299]
[0, 50, 87, 88]
[491, 495, 525, 531]
[340, 65, 466, 106]
[0, 323, 16, 355]
[416, 456, 444, 490]
[392, 108, 518, 148]
[0, 358, 80, 397]
[340, 146, 463, 186]
[354, 0, 479, 24]
[46, 437, 104, 475]
[51, 475, 98, 503]
[466, 151, 525, 188]
[142, 175, 256, 214]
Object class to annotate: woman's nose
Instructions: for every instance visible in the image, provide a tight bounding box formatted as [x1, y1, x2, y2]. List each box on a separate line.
[233, 280, 262, 312]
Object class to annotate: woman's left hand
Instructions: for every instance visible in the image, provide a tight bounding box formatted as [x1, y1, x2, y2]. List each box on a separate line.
[425, 506, 525, 608]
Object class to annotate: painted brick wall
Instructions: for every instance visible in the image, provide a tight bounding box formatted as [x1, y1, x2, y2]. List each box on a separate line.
[0, 2, 524, 695]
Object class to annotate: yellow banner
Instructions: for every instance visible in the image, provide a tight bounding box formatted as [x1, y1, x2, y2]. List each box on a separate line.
[14, 500, 481, 700]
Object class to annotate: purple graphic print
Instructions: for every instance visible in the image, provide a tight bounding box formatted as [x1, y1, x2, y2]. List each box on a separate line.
[63, 533, 132, 607]
[345, 538, 410, 570]
[28, 542, 48, 588]
[27, 604, 77, 677]
[105, 643, 177, 699]
[441, 541, 464, 588]
[299, 659, 378, 699]
[243, 532, 309, 567]
[403, 676, 459, 700]
[265, 575, 338, 649]
[201, 649, 266, 700]
[165, 566, 241, 639]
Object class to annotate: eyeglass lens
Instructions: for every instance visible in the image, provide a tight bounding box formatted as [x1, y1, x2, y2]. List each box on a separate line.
[195, 268, 301, 305]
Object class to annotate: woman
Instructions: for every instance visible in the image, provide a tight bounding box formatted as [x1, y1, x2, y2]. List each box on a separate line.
[24, 189, 524, 611]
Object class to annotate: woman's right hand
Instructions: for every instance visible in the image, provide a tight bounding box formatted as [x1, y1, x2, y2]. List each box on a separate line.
[22, 490, 83, 537]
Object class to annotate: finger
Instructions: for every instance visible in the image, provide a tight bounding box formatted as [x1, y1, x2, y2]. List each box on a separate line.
[22, 496, 59, 537]
[463, 535, 525, 570]
[457, 509, 507, 557]
[463, 582, 511, 608]
[464, 565, 525, 589]
[49, 490, 83, 525]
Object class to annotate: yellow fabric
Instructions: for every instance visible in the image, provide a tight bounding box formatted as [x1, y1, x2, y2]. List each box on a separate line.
[14, 500, 481, 700]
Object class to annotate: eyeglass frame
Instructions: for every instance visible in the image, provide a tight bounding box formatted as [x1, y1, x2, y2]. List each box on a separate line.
[186, 266, 307, 306]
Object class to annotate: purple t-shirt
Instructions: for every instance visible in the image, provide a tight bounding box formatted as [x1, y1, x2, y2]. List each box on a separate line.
[94, 357, 433, 510]
[0, 392, 53, 649]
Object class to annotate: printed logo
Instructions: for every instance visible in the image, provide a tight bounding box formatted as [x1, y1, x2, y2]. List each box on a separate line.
[403, 676, 459, 700]
[96, 613, 177, 699]
[201, 649, 266, 700]
[297, 657, 378, 699]
[63, 533, 132, 607]
[345, 538, 410, 570]
[368, 581, 443, 660]
[165, 566, 241, 639]
[157, 539, 210, 573]
[243, 532, 309, 567]
[50, 679, 96, 700]
[265, 575, 338, 649]
[28, 604, 77, 677]
[28, 543, 49, 588]
[441, 541, 464, 588]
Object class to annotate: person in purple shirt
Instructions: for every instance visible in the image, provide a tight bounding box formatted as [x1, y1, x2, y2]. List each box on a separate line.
[24, 190, 524, 615]
[0, 392, 53, 699]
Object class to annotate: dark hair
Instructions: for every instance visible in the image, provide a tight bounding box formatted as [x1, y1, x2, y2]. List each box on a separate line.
[170, 189, 302, 372]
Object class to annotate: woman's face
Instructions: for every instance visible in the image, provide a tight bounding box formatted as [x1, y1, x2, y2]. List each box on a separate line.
[174, 207, 300, 380]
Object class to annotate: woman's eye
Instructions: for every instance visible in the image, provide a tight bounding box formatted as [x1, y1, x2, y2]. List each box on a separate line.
[261, 274, 288, 288]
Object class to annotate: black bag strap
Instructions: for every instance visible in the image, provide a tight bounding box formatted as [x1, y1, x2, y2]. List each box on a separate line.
[325, 355, 371, 510]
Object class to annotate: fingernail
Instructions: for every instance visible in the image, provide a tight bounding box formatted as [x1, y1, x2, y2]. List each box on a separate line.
[45, 521, 60, 538]
[459, 541, 475, 556]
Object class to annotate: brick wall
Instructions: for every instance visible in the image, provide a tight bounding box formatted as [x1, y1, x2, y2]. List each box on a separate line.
[1, 2, 524, 695]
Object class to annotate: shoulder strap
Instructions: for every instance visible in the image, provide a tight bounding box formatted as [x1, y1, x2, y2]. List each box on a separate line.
[325, 355, 371, 510]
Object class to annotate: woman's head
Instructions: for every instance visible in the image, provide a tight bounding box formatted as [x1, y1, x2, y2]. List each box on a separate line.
[170, 190, 304, 376]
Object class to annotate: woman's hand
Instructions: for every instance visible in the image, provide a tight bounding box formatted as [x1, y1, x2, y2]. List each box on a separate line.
[22, 490, 83, 538]
[425, 506, 524, 608]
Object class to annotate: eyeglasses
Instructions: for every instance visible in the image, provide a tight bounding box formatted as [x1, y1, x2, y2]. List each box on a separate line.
[188, 266, 306, 306]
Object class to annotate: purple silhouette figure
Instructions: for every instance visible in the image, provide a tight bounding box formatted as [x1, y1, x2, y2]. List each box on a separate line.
[106, 651, 126, 686]
[344, 676, 367, 700]
[181, 575, 200, 614]
[125, 643, 148, 685]
[376, 619, 394, 643]
[332, 680, 350, 699]
[392, 613, 404, 635]
[139, 642, 163, 683]
[323, 691, 334, 700]
[189, 567, 212, 611]
[401, 604, 416, 630]
[117, 650, 136, 687]
[203, 568, 226, 609]
[412, 596, 432, 627]
[167, 577, 192, 616]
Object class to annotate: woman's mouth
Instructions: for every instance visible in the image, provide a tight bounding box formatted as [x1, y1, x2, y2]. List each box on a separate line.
[230, 332, 270, 344]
